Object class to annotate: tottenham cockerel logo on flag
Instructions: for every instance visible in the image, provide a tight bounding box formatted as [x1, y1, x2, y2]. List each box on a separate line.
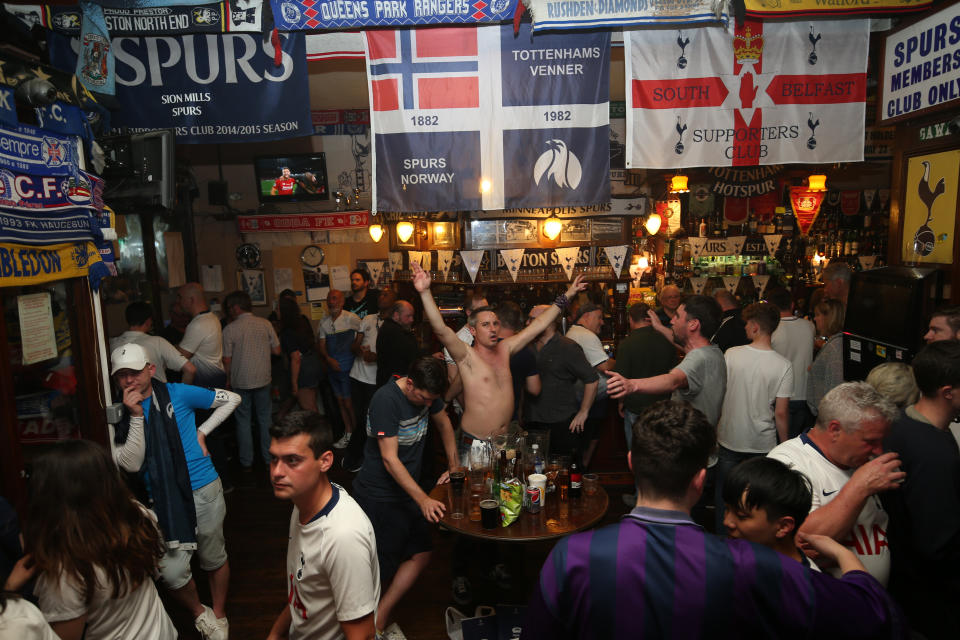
[365, 23, 610, 212]
[624, 19, 869, 168]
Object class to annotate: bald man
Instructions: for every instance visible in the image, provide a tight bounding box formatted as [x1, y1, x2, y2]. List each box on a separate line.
[656, 285, 683, 327]
[177, 283, 226, 388]
[376, 299, 421, 388]
[413, 262, 586, 443]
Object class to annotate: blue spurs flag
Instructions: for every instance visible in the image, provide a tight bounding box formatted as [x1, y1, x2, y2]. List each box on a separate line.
[365, 22, 610, 213]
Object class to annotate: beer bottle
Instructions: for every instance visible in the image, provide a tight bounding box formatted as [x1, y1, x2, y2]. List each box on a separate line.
[570, 449, 583, 500]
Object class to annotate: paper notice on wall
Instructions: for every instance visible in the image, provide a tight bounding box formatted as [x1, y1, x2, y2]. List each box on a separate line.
[201, 264, 224, 292]
[18, 292, 58, 365]
[555, 246, 581, 280]
[460, 250, 484, 283]
[330, 265, 350, 291]
[274, 267, 293, 296]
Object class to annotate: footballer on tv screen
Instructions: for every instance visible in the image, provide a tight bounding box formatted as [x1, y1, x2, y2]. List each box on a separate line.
[254, 154, 328, 202]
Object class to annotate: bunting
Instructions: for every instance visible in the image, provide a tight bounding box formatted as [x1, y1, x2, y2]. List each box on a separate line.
[460, 249, 484, 283]
[500, 248, 525, 282]
[554, 246, 580, 280]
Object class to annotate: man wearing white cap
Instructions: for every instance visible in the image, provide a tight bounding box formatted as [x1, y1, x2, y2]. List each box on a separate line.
[109, 343, 240, 640]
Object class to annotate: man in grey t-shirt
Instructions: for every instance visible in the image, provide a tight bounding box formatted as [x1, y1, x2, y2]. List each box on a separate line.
[607, 294, 726, 427]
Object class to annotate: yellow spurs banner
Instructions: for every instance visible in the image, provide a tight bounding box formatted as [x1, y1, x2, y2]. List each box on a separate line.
[745, 0, 931, 18]
[0, 241, 106, 288]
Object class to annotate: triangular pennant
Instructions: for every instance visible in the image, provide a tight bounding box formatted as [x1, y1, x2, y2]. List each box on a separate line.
[826, 190, 841, 207]
[689, 237, 707, 260]
[724, 197, 749, 224]
[863, 189, 876, 212]
[752, 274, 771, 297]
[859, 255, 878, 271]
[460, 250, 484, 283]
[367, 261, 385, 285]
[763, 234, 783, 257]
[728, 235, 747, 255]
[407, 251, 432, 271]
[437, 250, 454, 280]
[688, 183, 714, 218]
[603, 245, 629, 279]
[789, 187, 825, 236]
[722, 276, 740, 295]
[554, 246, 581, 281]
[388, 252, 403, 276]
[878, 189, 890, 209]
[689, 277, 707, 295]
[840, 190, 861, 216]
[500, 249, 525, 282]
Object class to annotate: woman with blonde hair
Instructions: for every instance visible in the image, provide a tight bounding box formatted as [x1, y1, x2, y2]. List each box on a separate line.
[23, 439, 175, 640]
[866, 362, 920, 409]
[806, 298, 846, 416]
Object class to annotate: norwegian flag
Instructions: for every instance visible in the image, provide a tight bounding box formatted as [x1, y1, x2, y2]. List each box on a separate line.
[367, 28, 479, 111]
[365, 23, 610, 213]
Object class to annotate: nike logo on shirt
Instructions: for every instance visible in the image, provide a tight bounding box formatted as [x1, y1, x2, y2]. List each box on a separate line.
[823, 489, 838, 496]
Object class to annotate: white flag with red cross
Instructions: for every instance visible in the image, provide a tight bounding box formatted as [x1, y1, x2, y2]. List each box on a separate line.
[625, 19, 869, 168]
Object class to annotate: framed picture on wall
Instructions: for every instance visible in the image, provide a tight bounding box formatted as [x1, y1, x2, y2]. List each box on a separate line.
[900, 149, 960, 265]
[427, 221, 461, 249]
[560, 220, 591, 243]
[239, 269, 267, 306]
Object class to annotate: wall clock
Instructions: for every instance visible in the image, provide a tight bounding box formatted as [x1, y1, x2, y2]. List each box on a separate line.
[235, 243, 261, 269]
[300, 245, 325, 268]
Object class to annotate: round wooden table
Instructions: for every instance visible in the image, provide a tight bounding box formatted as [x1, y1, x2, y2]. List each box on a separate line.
[429, 483, 609, 542]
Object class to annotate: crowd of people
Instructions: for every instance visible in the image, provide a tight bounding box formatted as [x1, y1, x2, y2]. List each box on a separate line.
[2, 259, 958, 640]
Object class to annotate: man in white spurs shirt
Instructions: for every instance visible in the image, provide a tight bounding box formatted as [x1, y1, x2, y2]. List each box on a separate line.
[267, 411, 379, 640]
[768, 382, 902, 585]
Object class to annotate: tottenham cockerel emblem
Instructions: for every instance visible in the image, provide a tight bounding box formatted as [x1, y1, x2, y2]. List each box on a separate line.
[533, 139, 582, 190]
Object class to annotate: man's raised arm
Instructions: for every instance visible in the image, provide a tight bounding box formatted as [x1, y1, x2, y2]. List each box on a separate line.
[503, 275, 586, 354]
[412, 261, 470, 363]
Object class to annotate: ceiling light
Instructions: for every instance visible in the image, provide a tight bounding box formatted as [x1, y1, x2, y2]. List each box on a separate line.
[396, 221, 414, 243]
[369, 224, 384, 243]
[543, 217, 562, 240]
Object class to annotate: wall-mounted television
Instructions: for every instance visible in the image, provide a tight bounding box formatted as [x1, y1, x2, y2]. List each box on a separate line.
[254, 153, 328, 203]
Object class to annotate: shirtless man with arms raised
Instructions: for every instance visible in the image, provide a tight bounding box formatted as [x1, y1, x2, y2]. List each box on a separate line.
[412, 262, 585, 442]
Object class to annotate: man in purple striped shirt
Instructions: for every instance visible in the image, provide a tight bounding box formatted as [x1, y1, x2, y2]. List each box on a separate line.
[524, 400, 906, 640]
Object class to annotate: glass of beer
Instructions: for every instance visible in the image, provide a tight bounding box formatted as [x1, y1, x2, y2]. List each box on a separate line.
[480, 499, 499, 529]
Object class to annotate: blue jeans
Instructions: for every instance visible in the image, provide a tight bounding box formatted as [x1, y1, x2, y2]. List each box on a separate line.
[235, 385, 273, 467]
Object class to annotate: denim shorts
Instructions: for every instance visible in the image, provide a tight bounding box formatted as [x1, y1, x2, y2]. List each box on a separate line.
[328, 370, 352, 398]
[158, 477, 228, 589]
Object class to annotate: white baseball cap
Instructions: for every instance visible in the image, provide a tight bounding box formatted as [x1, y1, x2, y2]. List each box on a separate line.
[111, 343, 150, 375]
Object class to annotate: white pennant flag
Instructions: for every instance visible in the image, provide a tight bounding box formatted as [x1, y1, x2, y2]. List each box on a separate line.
[603, 245, 629, 278]
[460, 250, 484, 283]
[763, 234, 783, 257]
[689, 277, 707, 295]
[752, 274, 770, 297]
[728, 235, 747, 255]
[388, 252, 403, 276]
[859, 255, 877, 271]
[689, 237, 708, 260]
[367, 261, 385, 285]
[500, 249, 525, 282]
[408, 251, 430, 271]
[863, 189, 876, 211]
[722, 276, 740, 295]
[437, 250, 455, 280]
[554, 246, 581, 281]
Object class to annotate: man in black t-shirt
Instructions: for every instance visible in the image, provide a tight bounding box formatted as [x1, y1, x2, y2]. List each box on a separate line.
[881, 341, 960, 640]
[344, 269, 379, 320]
[375, 300, 421, 388]
[352, 357, 457, 634]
